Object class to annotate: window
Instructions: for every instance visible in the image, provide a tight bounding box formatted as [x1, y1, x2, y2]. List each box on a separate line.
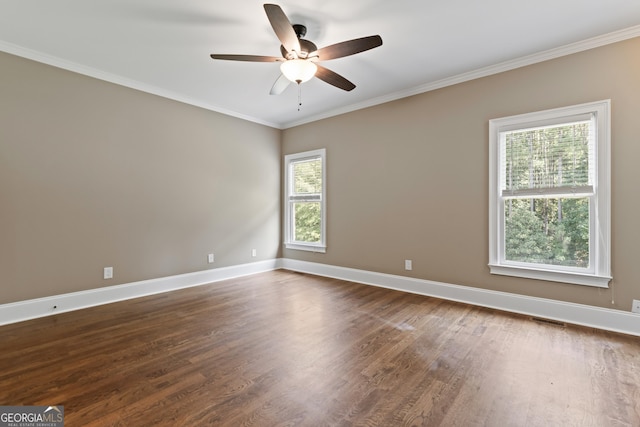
[284, 149, 326, 252]
[489, 100, 611, 287]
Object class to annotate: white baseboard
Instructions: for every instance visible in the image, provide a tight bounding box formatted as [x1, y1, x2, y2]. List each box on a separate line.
[0, 259, 283, 326]
[281, 259, 640, 337]
[3, 258, 638, 337]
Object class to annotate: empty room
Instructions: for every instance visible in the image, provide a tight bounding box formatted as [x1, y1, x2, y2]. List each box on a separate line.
[1, 1, 640, 426]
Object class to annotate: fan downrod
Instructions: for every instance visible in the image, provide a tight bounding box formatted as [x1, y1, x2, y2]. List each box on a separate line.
[292, 24, 307, 38]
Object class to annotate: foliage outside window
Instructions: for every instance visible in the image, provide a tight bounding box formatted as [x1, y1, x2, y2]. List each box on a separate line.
[489, 101, 611, 287]
[284, 149, 326, 252]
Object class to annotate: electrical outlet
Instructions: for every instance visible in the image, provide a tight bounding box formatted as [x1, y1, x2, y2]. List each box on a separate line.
[632, 299, 640, 314]
[405, 260, 412, 271]
[103, 267, 113, 280]
[208, 253, 215, 263]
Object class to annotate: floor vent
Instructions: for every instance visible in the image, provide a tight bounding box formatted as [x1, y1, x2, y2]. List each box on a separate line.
[531, 317, 566, 327]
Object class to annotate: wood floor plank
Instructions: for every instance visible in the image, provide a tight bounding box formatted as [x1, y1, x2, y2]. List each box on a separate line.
[1, 270, 639, 426]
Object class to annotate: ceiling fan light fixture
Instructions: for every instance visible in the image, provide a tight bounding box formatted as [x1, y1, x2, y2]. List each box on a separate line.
[211, 4, 382, 94]
[280, 59, 317, 84]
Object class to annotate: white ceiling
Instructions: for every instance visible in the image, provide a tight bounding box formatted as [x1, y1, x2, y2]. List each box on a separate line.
[1, 1, 639, 129]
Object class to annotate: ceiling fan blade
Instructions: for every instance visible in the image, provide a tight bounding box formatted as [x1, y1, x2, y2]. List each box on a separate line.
[315, 65, 356, 91]
[269, 73, 291, 95]
[263, 4, 300, 55]
[311, 35, 382, 60]
[210, 54, 282, 62]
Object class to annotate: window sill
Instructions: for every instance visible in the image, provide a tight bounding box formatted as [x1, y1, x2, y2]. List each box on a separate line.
[284, 243, 326, 253]
[489, 264, 611, 288]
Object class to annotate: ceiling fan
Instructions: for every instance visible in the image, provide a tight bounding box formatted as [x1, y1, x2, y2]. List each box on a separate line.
[210, 4, 383, 95]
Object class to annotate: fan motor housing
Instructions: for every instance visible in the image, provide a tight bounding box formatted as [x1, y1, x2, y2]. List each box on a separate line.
[280, 24, 318, 59]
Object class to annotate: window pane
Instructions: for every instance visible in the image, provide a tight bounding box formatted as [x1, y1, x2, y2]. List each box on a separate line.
[285, 149, 326, 252]
[293, 159, 322, 194]
[503, 121, 592, 192]
[504, 197, 589, 268]
[293, 202, 321, 243]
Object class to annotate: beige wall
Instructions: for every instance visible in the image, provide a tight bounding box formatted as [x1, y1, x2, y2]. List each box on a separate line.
[3, 37, 639, 312]
[0, 52, 281, 304]
[283, 37, 640, 312]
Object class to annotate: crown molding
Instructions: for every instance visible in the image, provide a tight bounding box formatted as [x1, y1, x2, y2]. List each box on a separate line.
[0, 41, 282, 129]
[281, 25, 640, 129]
[2, 24, 639, 130]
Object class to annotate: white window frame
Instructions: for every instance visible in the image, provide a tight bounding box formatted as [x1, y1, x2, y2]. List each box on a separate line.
[488, 100, 611, 287]
[284, 149, 326, 253]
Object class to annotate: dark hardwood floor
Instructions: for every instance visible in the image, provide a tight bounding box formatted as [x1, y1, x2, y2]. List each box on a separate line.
[1, 270, 639, 426]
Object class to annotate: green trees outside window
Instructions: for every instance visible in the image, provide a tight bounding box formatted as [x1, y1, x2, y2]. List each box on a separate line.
[291, 158, 322, 243]
[294, 202, 321, 242]
[502, 122, 591, 268]
[504, 197, 589, 267]
[284, 149, 326, 252]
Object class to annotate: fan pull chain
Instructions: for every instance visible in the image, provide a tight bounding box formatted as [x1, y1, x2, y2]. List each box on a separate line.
[297, 83, 302, 111]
